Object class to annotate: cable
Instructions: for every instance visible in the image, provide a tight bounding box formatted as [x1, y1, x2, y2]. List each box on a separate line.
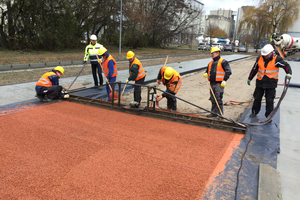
[234, 125, 252, 200]
[242, 78, 290, 126]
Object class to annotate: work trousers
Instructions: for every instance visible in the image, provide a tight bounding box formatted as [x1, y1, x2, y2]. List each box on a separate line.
[252, 87, 276, 117]
[106, 76, 117, 101]
[209, 82, 224, 115]
[42, 85, 63, 100]
[134, 76, 145, 104]
[91, 63, 103, 86]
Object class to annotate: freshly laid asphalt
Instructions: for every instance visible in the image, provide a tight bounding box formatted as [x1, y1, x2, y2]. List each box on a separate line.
[0, 54, 299, 199]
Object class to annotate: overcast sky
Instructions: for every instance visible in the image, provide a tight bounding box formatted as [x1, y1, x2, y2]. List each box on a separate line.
[201, 0, 258, 15]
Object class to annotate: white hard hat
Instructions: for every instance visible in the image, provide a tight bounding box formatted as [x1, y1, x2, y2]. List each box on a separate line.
[261, 44, 274, 56]
[90, 34, 97, 41]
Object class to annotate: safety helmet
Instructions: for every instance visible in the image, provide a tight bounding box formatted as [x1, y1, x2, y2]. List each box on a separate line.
[126, 51, 135, 59]
[164, 67, 174, 80]
[90, 34, 97, 41]
[98, 46, 107, 56]
[210, 46, 221, 54]
[54, 66, 64, 75]
[261, 44, 274, 56]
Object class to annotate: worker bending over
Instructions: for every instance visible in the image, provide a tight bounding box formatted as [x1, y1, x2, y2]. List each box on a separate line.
[35, 66, 69, 102]
[247, 44, 292, 118]
[156, 67, 182, 111]
[203, 47, 232, 117]
[83, 34, 103, 87]
[126, 51, 146, 108]
[98, 46, 118, 101]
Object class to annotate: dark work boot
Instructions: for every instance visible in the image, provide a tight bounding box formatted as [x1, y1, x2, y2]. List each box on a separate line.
[43, 96, 53, 102]
[206, 113, 217, 118]
[250, 111, 257, 118]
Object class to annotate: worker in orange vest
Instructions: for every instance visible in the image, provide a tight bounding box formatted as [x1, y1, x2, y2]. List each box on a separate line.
[126, 51, 146, 108]
[203, 46, 232, 117]
[247, 44, 292, 118]
[98, 46, 118, 101]
[156, 66, 182, 111]
[35, 66, 69, 102]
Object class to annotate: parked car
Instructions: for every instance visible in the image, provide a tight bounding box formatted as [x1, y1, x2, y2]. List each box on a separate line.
[211, 43, 224, 51]
[238, 45, 248, 52]
[224, 44, 235, 52]
[198, 42, 211, 51]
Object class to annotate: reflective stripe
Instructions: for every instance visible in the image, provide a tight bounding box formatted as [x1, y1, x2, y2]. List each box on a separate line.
[266, 70, 279, 73]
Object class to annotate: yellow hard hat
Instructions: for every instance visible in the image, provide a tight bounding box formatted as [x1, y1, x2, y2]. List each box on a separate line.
[164, 67, 174, 80]
[126, 51, 135, 59]
[210, 46, 221, 54]
[99, 46, 107, 56]
[54, 66, 64, 75]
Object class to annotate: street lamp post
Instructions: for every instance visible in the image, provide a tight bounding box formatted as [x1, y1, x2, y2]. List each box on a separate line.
[119, 0, 122, 56]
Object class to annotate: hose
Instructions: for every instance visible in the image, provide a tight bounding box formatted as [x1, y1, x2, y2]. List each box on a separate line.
[242, 77, 290, 126]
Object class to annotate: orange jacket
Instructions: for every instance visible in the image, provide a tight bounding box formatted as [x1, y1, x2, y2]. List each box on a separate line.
[36, 71, 56, 87]
[257, 55, 279, 80]
[208, 58, 225, 81]
[103, 54, 118, 78]
[130, 58, 146, 81]
[160, 67, 182, 94]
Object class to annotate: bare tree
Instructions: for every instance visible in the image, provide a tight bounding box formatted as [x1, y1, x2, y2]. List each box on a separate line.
[238, 6, 269, 50]
[259, 0, 300, 33]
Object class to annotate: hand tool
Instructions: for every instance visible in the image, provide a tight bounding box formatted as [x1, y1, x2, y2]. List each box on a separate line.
[205, 77, 223, 116]
[66, 62, 87, 92]
[96, 55, 118, 100]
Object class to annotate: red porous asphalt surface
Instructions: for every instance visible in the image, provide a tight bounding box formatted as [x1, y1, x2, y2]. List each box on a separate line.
[0, 101, 240, 199]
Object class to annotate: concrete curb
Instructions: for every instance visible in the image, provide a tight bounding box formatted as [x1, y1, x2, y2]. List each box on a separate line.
[258, 163, 282, 200]
[0, 53, 201, 72]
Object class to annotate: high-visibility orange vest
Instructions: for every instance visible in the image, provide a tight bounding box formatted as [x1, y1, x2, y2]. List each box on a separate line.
[160, 67, 182, 94]
[257, 55, 279, 80]
[103, 54, 118, 77]
[208, 58, 225, 81]
[36, 71, 56, 87]
[130, 58, 146, 81]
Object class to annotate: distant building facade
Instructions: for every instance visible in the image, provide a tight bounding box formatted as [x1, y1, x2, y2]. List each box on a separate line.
[206, 9, 235, 39]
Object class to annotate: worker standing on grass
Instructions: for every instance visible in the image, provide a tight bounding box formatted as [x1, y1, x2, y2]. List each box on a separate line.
[126, 51, 146, 108]
[203, 46, 232, 117]
[35, 66, 69, 102]
[83, 34, 103, 88]
[156, 67, 182, 111]
[247, 44, 292, 118]
[98, 46, 118, 101]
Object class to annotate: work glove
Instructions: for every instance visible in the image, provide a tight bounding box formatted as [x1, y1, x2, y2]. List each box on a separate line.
[97, 58, 102, 64]
[247, 80, 251, 86]
[63, 94, 70, 99]
[221, 81, 226, 88]
[285, 74, 292, 80]
[157, 94, 163, 102]
[125, 79, 129, 83]
[203, 73, 208, 78]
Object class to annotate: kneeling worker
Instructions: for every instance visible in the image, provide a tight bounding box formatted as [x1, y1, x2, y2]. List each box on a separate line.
[35, 66, 69, 102]
[156, 66, 182, 111]
[126, 51, 146, 108]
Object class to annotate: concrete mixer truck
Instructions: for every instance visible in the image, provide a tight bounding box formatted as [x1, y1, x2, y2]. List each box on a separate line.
[272, 33, 300, 58]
